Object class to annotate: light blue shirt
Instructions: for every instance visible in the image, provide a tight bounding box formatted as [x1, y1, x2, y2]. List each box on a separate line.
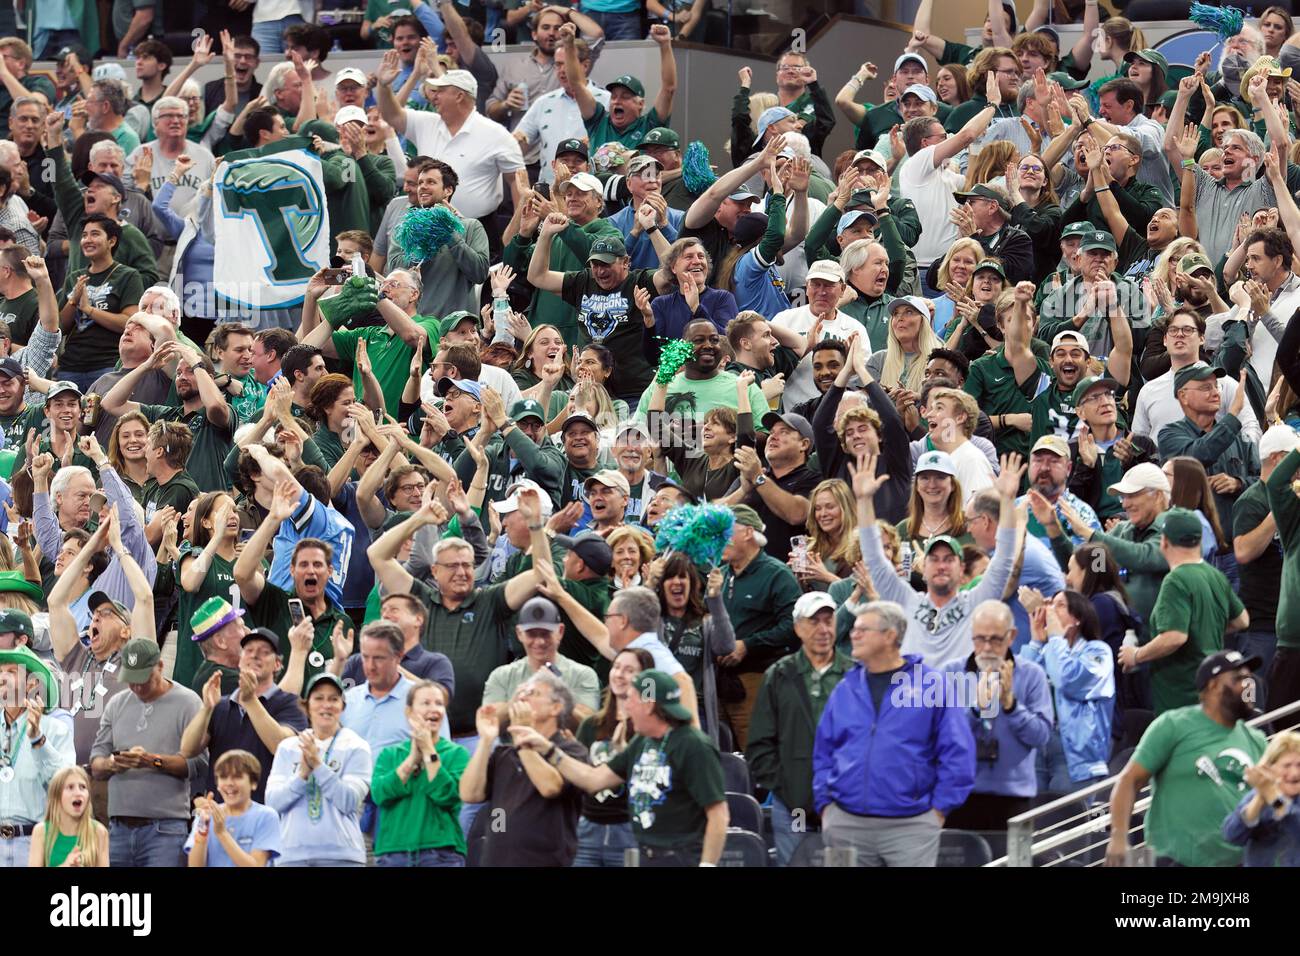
[184, 801, 282, 866]
[268, 489, 357, 606]
[606, 205, 685, 269]
[341, 675, 415, 754]
[627, 633, 685, 676]
[1000, 534, 1065, 653]
[0, 713, 76, 825]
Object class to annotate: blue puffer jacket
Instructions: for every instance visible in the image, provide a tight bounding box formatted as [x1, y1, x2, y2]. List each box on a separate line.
[813, 655, 976, 818]
[1020, 636, 1115, 782]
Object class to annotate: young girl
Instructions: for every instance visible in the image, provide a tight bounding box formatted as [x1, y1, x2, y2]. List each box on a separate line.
[29, 766, 108, 867]
[186, 749, 282, 867]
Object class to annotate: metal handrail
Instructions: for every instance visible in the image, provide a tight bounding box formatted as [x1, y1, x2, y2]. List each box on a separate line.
[989, 697, 1300, 866]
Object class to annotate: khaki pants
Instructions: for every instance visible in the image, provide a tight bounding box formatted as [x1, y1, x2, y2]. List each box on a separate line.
[721, 672, 766, 751]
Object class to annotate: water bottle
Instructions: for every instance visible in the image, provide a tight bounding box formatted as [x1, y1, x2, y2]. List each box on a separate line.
[351, 251, 367, 279]
[900, 540, 914, 578]
[516, 83, 529, 111]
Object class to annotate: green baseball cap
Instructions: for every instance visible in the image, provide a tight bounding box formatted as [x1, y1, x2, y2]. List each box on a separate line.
[1048, 70, 1090, 91]
[1178, 252, 1214, 276]
[1123, 49, 1169, 77]
[510, 398, 546, 423]
[587, 236, 628, 264]
[730, 504, 765, 532]
[380, 510, 414, 534]
[973, 259, 1006, 280]
[1079, 230, 1117, 253]
[0, 644, 57, 706]
[637, 127, 679, 149]
[1161, 506, 1203, 547]
[1060, 222, 1093, 241]
[0, 608, 34, 644]
[118, 637, 162, 683]
[922, 535, 964, 557]
[606, 74, 645, 97]
[1173, 361, 1227, 394]
[631, 668, 694, 721]
[438, 310, 480, 336]
[1071, 374, 1121, 406]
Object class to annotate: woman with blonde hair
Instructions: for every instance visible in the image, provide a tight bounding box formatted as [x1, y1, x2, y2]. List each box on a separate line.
[794, 479, 860, 589]
[1222, 729, 1300, 866]
[511, 324, 572, 395]
[1147, 237, 1206, 319]
[963, 141, 1019, 191]
[29, 766, 108, 867]
[897, 451, 972, 556]
[546, 379, 620, 451]
[931, 238, 983, 336]
[608, 526, 655, 590]
[867, 295, 945, 392]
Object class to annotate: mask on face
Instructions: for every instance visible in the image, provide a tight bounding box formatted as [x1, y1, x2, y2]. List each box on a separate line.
[1221, 52, 1249, 97]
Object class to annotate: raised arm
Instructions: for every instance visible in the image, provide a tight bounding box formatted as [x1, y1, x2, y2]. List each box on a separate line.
[935, 73, 1000, 166]
[527, 213, 570, 293]
[560, 24, 597, 120]
[374, 51, 408, 137]
[47, 519, 111, 662]
[684, 132, 787, 230]
[649, 24, 677, 120]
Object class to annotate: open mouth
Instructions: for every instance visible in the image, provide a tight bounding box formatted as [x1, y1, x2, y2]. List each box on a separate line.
[666, 583, 686, 600]
[70, 797, 84, 812]
[302, 576, 320, 590]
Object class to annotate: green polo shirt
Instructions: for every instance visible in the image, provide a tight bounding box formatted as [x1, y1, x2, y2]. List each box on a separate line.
[138, 402, 238, 493]
[191, 660, 241, 698]
[410, 577, 513, 736]
[246, 582, 353, 693]
[794, 647, 850, 725]
[332, 318, 435, 415]
[841, 294, 896, 352]
[963, 347, 1051, 458]
[584, 104, 669, 151]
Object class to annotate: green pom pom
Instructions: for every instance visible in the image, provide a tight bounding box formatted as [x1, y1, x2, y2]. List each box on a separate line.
[655, 338, 696, 384]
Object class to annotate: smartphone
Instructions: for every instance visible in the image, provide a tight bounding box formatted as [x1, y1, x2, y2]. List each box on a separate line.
[238, 528, 255, 544]
[319, 267, 351, 285]
[288, 598, 305, 626]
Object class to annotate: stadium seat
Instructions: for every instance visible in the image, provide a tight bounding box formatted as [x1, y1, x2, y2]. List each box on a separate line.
[718, 829, 768, 867]
[1109, 745, 1135, 777]
[973, 829, 1008, 861]
[465, 808, 491, 868]
[1120, 710, 1155, 750]
[719, 751, 753, 796]
[717, 722, 735, 754]
[937, 830, 993, 867]
[725, 791, 764, 834]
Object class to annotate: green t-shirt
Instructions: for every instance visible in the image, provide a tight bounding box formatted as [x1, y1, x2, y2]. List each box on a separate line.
[1132, 706, 1267, 866]
[0, 288, 39, 344]
[141, 471, 201, 527]
[173, 549, 239, 690]
[58, 262, 145, 372]
[1146, 562, 1244, 714]
[364, 0, 412, 49]
[605, 725, 726, 847]
[584, 104, 669, 152]
[311, 425, 346, 473]
[138, 402, 238, 493]
[964, 347, 1052, 458]
[1029, 382, 1076, 444]
[0, 405, 43, 472]
[331, 323, 420, 418]
[229, 372, 267, 427]
[559, 269, 659, 400]
[634, 369, 770, 427]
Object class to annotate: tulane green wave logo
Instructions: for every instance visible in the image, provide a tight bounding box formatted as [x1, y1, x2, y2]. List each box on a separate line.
[220, 158, 325, 285]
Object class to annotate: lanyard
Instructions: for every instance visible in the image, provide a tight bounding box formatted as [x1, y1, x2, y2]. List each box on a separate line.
[306, 734, 339, 822]
[0, 714, 25, 768]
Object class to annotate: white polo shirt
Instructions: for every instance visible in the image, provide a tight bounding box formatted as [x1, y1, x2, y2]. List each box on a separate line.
[516, 83, 610, 184]
[402, 108, 526, 219]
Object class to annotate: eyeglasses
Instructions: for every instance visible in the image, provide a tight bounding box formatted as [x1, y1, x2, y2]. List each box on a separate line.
[972, 633, 1011, 646]
[1103, 143, 1135, 155]
[1165, 326, 1199, 338]
[435, 561, 474, 571]
[395, 482, 427, 494]
[1018, 163, 1044, 173]
[1080, 391, 1116, 406]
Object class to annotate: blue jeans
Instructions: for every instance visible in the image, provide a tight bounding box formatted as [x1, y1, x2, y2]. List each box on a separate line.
[1035, 730, 1074, 795]
[251, 15, 305, 55]
[770, 794, 810, 868]
[588, 10, 644, 40]
[1237, 629, 1277, 701]
[572, 816, 636, 867]
[109, 819, 187, 867]
[0, 832, 30, 867]
[58, 367, 115, 393]
[375, 847, 465, 867]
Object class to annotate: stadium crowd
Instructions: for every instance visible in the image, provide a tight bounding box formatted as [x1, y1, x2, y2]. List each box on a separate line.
[1, 0, 1300, 870]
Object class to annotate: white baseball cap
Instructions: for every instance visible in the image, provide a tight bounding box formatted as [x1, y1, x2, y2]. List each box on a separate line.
[492, 478, 554, 517]
[555, 171, 603, 195]
[1107, 462, 1170, 496]
[1259, 423, 1300, 459]
[805, 259, 845, 284]
[794, 591, 837, 620]
[427, 69, 478, 97]
[333, 105, 368, 127]
[335, 67, 368, 87]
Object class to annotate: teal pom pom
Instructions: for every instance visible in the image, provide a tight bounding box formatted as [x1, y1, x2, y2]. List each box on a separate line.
[682, 141, 717, 196]
[1189, 3, 1244, 40]
[655, 338, 695, 384]
[393, 205, 466, 262]
[654, 503, 735, 571]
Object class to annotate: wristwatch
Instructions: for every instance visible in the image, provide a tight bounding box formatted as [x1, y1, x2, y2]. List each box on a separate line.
[753, 474, 768, 487]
